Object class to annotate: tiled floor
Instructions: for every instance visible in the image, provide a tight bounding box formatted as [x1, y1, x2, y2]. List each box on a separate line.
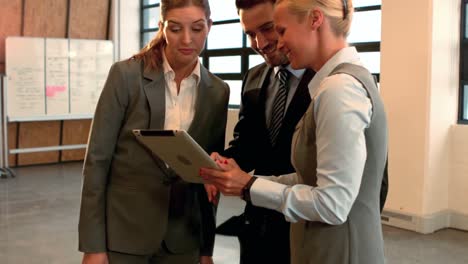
[1, 162, 468, 264]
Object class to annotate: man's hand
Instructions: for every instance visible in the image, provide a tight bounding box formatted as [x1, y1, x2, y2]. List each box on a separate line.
[82, 253, 108, 264]
[200, 255, 214, 264]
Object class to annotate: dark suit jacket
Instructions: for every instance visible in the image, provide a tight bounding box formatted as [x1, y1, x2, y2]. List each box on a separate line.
[224, 63, 314, 226]
[224, 63, 314, 176]
[220, 63, 313, 263]
[78, 59, 229, 256]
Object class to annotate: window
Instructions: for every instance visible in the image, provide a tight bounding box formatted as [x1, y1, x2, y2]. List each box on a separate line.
[141, 0, 160, 47]
[459, 1, 468, 123]
[141, 0, 382, 107]
[350, 1, 381, 82]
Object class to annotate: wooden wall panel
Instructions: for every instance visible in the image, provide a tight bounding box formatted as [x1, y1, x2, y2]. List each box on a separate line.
[17, 121, 61, 165]
[61, 120, 91, 161]
[23, 0, 68, 37]
[68, 0, 110, 39]
[108, 0, 115, 41]
[7, 123, 18, 166]
[0, 1, 22, 165]
[2, 0, 113, 166]
[0, 0, 23, 74]
[16, 0, 69, 166]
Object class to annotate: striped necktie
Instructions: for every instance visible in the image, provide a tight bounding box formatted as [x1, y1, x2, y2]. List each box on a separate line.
[268, 68, 290, 146]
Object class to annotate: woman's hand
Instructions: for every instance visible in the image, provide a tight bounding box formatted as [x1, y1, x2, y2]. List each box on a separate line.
[204, 184, 218, 204]
[200, 155, 252, 197]
[82, 253, 108, 264]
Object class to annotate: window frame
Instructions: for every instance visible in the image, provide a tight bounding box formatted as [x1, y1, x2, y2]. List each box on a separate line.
[140, 2, 382, 108]
[459, 0, 468, 124]
[140, 1, 160, 48]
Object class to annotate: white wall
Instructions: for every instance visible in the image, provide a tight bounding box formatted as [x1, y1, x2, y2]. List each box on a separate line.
[451, 125, 468, 217]
[380, 0, 467, 233]
[425, 0, 459, 215]
[380, 0, 432, 217]
[225, 109, 238, 147]
[112, 0, 140, 61]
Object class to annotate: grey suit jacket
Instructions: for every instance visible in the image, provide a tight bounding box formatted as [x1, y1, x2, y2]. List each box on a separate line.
[78, 58, 229, 256]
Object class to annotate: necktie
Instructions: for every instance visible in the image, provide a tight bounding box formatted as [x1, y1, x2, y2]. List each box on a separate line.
[269, 68, 290, 146]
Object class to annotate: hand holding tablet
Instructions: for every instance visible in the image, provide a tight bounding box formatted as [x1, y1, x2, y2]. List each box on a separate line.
[133, 129, 218, 184]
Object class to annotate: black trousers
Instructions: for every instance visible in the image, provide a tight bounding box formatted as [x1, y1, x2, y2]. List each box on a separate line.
[238, 204, 290, 264]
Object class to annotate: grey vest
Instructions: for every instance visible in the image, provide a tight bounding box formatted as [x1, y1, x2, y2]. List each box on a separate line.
[290, 63, 388, 264]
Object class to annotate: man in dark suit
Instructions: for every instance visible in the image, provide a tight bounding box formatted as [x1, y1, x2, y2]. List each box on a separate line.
[216, 1, 315, 263]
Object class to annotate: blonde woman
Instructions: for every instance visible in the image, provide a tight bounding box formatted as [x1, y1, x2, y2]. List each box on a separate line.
[201, 0, 387, 263]
[79, 1, 229, 263]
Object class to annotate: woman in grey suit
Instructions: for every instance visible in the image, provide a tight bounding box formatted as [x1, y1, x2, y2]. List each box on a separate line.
[201, 0, 387, 263]
[78, 1, 229, 264]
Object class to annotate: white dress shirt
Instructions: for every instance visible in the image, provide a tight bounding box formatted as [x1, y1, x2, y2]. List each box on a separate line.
[250, 47, 373, 225]
[162, 51, 200, 131]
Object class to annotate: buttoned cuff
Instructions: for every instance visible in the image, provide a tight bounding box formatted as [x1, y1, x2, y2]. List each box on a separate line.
[250, 178, 287, 211]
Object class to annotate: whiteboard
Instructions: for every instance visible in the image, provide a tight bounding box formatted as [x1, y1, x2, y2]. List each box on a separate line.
[70, 39, 113, 114]
[46, 38, 69, 115]
[6, 38, 45, 118]
[5, 37, 114, 120]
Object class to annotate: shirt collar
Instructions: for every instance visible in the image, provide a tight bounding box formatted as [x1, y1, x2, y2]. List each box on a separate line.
[274, 64, 305, 80]
[308, 46, 361, 97]
[162, 49, 201, 86]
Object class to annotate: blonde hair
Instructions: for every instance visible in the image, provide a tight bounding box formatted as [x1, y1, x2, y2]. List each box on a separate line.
[132, 0, 211, 70]
[276, 0, 353, 37]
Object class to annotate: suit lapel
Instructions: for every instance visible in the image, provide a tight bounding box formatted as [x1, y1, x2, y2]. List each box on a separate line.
[187, 65, 213, 141]
[253, 66, 274, 150]
[282, 69, 314, 125]
[246, 65, 313, 150]
[143, 65, 166, 129]
[141, 63, 214, 143]
[258, 66, 273, 133]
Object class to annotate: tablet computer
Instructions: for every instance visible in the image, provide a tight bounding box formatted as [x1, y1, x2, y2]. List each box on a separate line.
[133, 129, 218, 184]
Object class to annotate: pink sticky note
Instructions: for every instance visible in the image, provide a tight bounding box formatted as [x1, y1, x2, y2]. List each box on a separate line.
[46, 85, 66, 97]
[46, 86, 56, 97]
